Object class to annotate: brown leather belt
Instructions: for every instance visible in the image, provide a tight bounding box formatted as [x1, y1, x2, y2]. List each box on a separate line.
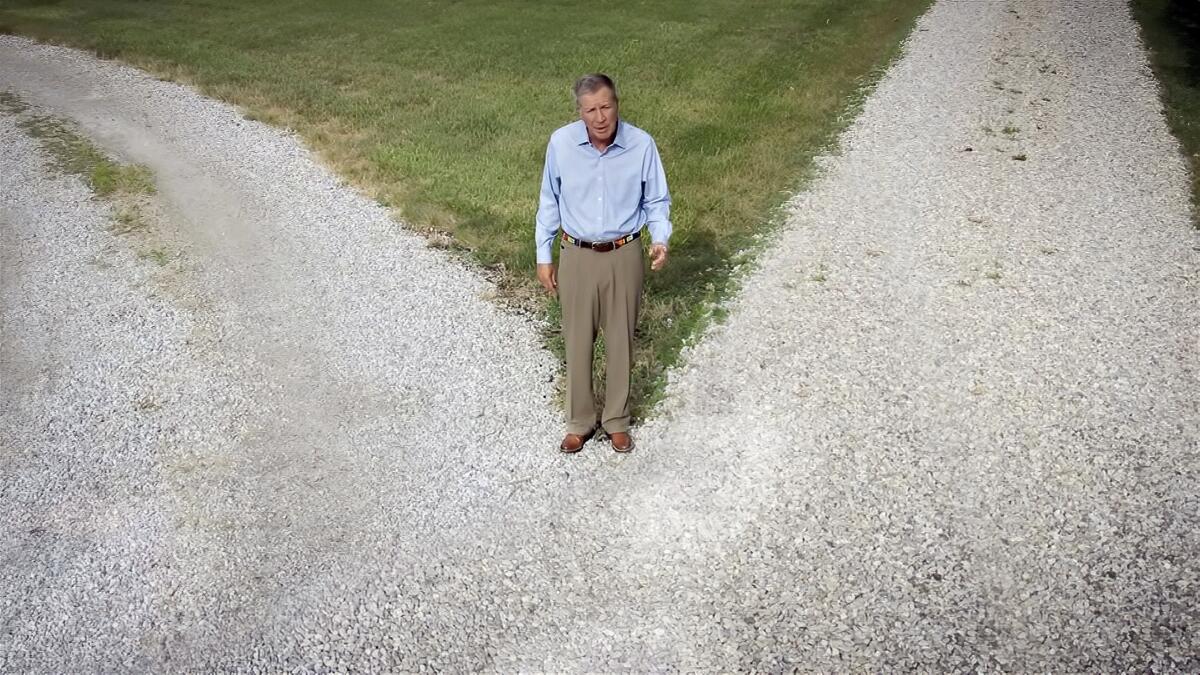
[561, 230, 640, 252]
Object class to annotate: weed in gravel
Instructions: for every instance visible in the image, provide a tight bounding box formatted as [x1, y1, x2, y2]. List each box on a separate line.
[110, 206, 148, 235]
[14, 110, 169, 268]
[17, 113, 156, 197]
[137, 247, 171, 266]
[0, 89, 29, 113]
[18, 114, 107, 176]
[91, 161, 156, 197]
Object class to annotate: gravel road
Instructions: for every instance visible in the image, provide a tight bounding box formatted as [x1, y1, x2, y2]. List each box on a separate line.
[3, 0, 1199, 670]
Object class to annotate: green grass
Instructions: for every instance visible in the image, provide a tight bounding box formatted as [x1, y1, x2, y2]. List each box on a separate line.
[1132, 0, 1200, 226]
[90, 159, 156, 197]
[0, 0, 931, 418]
[137, 247, 171, 266]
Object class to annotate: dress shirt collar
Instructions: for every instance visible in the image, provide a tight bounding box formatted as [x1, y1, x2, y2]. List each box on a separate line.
[573, 118, 628, 151]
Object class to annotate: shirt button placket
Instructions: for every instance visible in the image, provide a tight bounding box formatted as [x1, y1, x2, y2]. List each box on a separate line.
[598, 157, 604, 230]
[598, 159, 604, 229]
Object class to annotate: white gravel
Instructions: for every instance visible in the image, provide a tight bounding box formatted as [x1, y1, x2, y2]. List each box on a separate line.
[3, 0, 1199, 670]
[0, 30, 568, 672]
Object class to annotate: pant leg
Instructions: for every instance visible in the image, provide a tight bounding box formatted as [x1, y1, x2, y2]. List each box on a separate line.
[599, 241, 644, 434]
[558, 242, 601, 434]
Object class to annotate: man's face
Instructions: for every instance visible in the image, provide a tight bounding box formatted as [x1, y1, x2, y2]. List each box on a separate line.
[578, 87, 618, 142]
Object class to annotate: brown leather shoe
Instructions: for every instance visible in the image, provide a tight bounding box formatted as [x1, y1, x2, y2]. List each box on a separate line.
[609, 431, 635, 453]
[559, 430, 593, 453]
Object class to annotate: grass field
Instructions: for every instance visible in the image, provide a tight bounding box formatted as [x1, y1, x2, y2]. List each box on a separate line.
[1132, 0, 1200, 227]
[0, 0, 931, 417]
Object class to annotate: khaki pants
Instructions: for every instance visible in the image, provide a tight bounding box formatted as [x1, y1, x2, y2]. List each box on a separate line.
[557, 238, 644, 435]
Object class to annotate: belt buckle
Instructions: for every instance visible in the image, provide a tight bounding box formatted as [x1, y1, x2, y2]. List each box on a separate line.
[591, 241, 615, 252]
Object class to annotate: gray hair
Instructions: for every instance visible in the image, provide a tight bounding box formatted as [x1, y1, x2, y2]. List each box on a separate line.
[573, 73, 619, 107]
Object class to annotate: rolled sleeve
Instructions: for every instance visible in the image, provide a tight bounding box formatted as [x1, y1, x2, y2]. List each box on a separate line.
[534, 140, 561, 264]
[641, 140, 673, 246]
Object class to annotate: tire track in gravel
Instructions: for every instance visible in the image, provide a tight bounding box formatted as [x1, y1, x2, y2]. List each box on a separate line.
[0, 109, 252, 668]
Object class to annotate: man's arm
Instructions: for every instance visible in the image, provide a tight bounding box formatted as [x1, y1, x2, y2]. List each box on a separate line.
[535, 140, 560, 293]
[535, 140, 561, 265]
[642, 139, 672, 271]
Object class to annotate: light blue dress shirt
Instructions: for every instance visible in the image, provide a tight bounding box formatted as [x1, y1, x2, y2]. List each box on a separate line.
[535, 118, 672, 264]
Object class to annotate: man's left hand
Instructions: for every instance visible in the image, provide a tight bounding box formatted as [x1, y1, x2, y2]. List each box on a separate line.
[649, 243, 668, 271]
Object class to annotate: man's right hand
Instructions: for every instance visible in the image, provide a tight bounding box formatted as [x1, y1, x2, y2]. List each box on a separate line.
[537, 263, 557, 296]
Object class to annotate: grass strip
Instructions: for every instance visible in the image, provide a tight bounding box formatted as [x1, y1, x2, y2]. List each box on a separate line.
[8, 101, 155, 199]
[4, 91, 159, 240]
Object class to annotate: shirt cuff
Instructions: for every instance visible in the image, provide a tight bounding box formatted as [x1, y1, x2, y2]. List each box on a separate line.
[646, 221, 672, 248]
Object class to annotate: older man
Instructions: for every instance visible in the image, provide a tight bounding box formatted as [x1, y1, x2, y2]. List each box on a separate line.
[535, 73, 672, 454]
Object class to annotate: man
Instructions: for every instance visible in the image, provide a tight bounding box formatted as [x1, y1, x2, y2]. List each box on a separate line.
[535, 73, 672, 454]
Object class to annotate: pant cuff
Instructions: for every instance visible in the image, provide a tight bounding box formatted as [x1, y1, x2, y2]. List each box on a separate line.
[566, 421, 598, 436]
